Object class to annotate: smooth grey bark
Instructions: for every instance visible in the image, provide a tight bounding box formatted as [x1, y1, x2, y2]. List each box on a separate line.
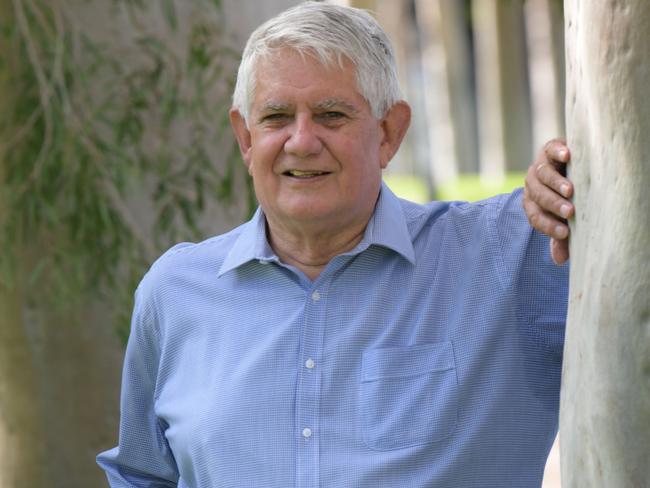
[562, 1, 650, 486]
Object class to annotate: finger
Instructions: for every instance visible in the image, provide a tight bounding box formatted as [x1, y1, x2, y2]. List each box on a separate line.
[525, 167, 574, 219]
[522, 198, 570, 240]
[543, 138, 570, 164]
[535, 160, 574, 200]
[550, 238, 570, 265]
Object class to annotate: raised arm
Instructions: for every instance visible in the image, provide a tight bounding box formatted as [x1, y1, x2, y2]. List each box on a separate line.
[523, 139, 574, 265]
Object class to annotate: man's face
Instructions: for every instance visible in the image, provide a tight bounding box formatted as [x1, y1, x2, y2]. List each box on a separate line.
[232, 49, 398, 236]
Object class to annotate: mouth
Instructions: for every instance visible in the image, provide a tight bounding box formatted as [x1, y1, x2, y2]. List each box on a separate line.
[283, 169, 331, 179]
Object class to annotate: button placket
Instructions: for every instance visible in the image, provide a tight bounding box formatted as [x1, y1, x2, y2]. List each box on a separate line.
[295, 286, 327, 487]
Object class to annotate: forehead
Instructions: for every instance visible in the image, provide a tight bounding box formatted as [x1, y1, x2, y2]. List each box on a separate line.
[252, 49, 367, 109]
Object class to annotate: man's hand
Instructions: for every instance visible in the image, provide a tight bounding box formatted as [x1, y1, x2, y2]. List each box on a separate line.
[523, 139, 573, 265]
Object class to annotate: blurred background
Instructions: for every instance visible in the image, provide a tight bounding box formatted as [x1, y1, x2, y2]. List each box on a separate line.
[0, 0, 564, 486]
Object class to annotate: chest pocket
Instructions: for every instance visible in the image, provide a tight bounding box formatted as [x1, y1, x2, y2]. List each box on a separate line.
[360, 341, 458, 451]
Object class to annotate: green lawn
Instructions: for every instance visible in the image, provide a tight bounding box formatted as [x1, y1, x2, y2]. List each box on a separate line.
[384, 172, 526, 203]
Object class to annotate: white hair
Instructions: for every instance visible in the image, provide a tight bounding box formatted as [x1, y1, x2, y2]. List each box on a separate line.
[232, 1, 401, 123]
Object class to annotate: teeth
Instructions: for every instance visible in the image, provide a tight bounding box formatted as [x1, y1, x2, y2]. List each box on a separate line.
[287, 170, 325, 177]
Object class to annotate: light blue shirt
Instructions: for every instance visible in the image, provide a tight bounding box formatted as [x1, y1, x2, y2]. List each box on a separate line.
[97, 184, 568, 487]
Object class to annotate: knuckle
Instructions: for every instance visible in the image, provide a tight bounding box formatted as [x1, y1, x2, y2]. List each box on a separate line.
[528, 212, 542, 229]
[542, 137, 568, 161]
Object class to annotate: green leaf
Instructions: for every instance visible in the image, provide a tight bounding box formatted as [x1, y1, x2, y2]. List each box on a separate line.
[160, 0, 178, 31]
[1, 0, 240, 338]
[28, 258, 49, 286]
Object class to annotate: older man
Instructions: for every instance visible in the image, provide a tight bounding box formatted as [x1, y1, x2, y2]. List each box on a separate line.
[98, 3, 571, 487]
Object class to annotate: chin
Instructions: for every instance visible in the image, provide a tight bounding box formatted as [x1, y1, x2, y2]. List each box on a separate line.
[283, 208, 336, 223]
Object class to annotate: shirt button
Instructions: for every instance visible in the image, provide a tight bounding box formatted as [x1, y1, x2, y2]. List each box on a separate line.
[258, 259, 269, 265]
[311, 291, 321, 302]
[305, 358, 315, 369]
[302, 428, 312, 438]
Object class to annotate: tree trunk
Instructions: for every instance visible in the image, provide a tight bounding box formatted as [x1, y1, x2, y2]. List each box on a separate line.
[0, 0, 48, 483]
[416, 0, 479, 185]
[524, 0, 566, 150]
[561, 1, 650, 486]
[472, 0, 532, 182]
[372, 0, 433, 181]
[0, 282, 48, 488]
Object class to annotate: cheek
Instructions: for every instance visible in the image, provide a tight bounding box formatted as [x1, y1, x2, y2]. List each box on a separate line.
[344, 141, 381, 176]
[249, 133, 286, 170]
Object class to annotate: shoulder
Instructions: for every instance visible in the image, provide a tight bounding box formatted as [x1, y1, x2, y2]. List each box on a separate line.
[135, 221, 249, 305]
[399, 189, 522, 239]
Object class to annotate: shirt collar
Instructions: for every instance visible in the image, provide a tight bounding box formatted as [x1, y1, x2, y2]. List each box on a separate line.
[218, 207, 277, 277]
[218, 181, 415, 277]
[360, 181, 416, 265]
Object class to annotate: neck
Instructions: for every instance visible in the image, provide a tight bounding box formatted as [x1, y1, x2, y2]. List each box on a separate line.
[266, 217, 369, 281]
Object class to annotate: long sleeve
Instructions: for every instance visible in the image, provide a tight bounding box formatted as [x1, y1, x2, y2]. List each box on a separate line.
[493, 189, 569, 353]
[97, 280, 179, 487]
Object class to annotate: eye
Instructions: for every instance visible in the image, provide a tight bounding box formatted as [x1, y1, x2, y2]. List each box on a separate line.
[317, 111, 348, 125]
[261, 113, 289, 122]
[321, 111, 345, 120]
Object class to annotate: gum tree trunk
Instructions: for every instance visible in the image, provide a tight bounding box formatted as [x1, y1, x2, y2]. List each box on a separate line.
[561, 1, 650, 486]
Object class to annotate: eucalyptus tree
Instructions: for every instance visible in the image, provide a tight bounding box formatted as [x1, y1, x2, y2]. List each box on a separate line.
[561, 1, 650, 485]
[0, 1, 253, 485]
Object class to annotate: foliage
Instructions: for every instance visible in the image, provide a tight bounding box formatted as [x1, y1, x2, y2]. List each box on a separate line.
[0, 0, 253, 339]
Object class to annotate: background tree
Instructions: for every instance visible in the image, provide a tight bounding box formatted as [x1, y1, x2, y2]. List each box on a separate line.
[0, 0, 573, 486]
[561, 0, 650, 486]
[0, 0, 262, 485]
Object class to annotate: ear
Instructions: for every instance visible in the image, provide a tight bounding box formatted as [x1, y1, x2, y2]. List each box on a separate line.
[378, 101, 411, 169]
[230, 108, 253, 172]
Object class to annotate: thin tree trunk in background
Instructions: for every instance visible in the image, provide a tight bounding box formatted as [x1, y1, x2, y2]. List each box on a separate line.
[373, 0, 431, 181]
[0, 283, 47, 488]
[0, 0, 48, 481]
[437, 0, 479, 175]
[562, 1, 650, 486]
[524, 0, 565, 150]
[416, 0, 458, 186]
[416, 0, 478, 186]
[472, 0, 532, 181]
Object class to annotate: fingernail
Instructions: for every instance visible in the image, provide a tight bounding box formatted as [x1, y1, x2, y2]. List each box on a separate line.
[560, 204, 571, 218]
[559, 149, 568, 160]
[560, 184, 570, 197]
[555, 225, 568, 239]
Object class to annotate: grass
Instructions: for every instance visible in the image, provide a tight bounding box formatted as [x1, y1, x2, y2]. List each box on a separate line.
[384, 172, 526, 203]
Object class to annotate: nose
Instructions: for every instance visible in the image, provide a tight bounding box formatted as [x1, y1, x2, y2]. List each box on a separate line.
[283, 115, 323, 158]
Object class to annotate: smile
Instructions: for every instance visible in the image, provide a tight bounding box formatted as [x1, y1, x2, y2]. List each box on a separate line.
[283, 170, 330, 178]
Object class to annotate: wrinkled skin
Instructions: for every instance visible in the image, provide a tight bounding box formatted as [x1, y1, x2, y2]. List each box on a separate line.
[523, 139, 573, 264]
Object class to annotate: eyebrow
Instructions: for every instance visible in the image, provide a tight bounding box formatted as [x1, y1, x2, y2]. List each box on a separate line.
[259, 101, 293, 113]
[258, 98, 360, 114]
[312, 98, 359, 114]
